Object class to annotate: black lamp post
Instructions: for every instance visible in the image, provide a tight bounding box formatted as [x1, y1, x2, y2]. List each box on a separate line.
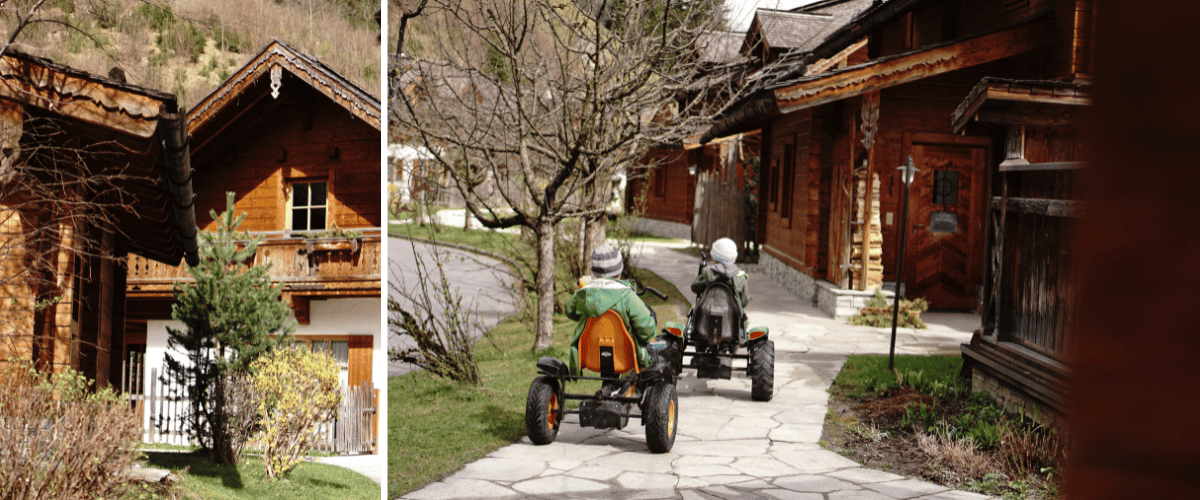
[889, 156, 919, 371]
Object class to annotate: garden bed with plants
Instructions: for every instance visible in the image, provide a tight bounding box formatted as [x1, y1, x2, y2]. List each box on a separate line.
[821, 355, 1067, 500]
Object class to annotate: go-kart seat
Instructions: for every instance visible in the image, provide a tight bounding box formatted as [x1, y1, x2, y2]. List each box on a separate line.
[579, 310, 640, 377]
[694, 281, 743, 346]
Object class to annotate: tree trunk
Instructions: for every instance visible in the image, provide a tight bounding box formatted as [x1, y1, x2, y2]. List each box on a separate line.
[582, 216, 607, 274]
[211, 367, 237, 465]
[532, 221, 556, 351]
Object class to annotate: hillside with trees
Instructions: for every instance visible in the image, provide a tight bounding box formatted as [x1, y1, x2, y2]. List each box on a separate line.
[3, 0, 380, 109]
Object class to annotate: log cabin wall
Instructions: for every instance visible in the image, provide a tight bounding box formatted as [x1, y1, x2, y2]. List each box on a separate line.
[629, 148, 695, 225]
[761, 108, 812, 271]
[190, 81, 381, 233]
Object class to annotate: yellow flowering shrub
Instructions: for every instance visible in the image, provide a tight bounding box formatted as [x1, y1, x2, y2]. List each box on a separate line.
[250, 345, 342, 479]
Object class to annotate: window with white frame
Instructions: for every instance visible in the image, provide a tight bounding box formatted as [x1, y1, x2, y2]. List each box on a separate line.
[289, 181, 327, 232]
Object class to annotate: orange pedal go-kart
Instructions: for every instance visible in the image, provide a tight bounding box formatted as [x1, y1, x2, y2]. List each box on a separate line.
[524, 286, 679, 453]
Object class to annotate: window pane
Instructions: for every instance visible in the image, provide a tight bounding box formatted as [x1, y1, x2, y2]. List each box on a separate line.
[292, 208, 308, 231]
[311, 182, 327, 206]
[932, 170, 959, 205]
[312, 340, 330, 354]
[330, 341, 349, 365]
[294, 183, 310, 206]
[311, 208, 326, 230]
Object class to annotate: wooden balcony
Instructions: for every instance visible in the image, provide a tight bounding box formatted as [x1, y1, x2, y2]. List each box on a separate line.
[126, 232, 382, 298]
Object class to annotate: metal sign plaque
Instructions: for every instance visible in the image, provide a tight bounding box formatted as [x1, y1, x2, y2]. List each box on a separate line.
[930, 211, 958, 234]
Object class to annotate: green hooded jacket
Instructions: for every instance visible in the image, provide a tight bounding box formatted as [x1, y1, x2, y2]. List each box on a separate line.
[564, 278, 658, 376]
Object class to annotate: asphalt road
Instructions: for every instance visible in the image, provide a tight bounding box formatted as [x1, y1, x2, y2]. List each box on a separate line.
[387, 237, 519, 377]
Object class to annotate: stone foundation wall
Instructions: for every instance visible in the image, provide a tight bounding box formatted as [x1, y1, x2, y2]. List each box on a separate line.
[972, 371, 1068, 431]
[625, 216, 691, 241]
[759, 252, 817, 304]
[816, 282, 893, 319]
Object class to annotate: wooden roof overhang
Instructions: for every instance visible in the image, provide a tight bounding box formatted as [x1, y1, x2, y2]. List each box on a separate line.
[187, 40, 380, 159]
[951, 77, 1092, 133]
[0, 51, 199, 266]
[699, 14, 1057, 144]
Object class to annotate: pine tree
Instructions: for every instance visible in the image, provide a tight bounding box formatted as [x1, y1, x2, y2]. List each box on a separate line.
[164, 192, 294, 465]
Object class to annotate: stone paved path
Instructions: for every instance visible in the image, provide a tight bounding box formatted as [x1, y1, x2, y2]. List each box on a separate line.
[398, 239, 992, 500]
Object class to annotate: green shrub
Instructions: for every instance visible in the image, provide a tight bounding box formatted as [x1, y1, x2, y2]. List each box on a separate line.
[251, 346, 342, 479]
[849, 288, 928, 329]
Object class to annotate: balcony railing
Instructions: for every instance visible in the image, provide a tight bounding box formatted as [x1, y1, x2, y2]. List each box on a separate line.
[127, 231, 382, 295]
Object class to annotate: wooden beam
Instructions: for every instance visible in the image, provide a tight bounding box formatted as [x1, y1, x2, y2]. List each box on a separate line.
[805, 38, 869, 76]
[972, 109, 1084, 128]
[991, 196, 1083, 217]
[999, 161, 1085, 172]
[773, 19, 1056, 115]
[0, 57, 164, 138]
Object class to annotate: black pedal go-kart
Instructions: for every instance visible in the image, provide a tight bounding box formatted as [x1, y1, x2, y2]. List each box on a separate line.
[659, 253, 775, 401]
[525, 283, 680, 453]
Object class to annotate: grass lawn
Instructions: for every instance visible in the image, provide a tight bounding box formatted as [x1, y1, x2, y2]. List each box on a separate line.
[833, 354, 965, 397]
[139, 452, 379, 500]
[387, 254, 691, 496]
[390, 223, 525, 258]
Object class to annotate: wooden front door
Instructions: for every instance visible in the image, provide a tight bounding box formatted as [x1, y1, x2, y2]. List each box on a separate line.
[904, 136, 989, 310]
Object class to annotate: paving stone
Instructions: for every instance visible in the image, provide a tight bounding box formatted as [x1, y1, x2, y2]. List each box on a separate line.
[827, 489, 898, 500]
[679, 424, 725, 440]
[726, 416, 783, 429]
[769, 449, 863, 474]
[761, 489, 824, 500]
[716, 426, 772, 440]
[767, 426, 822, 443]
[773, 474, 860, 493]
[675, 464, 743, 478]
[511, 475, 609, 496]
[570, 464, 624, 481]
[455, 458, 545, 481]
[619, 472, 686, 491]
[585, 450, 678, 473]
[677, 476, 712, 489]
[864, 479, 950, 498]
[727, 479, 774, 490]
[767, 442, 823, 452]
[402, 479, 517, 500]
[700, 485, 747, 499]
[547, 459, 583, 470]
[681, 489, 718, 500]
[826, 467, 907, 484]
[674, 455, 734, 467]
[490, 442, 613, 462]
[771, 410, 827, 426]
[694, 475, 757, 486]
[671, 439, 770, 457]
[729, 456, 800, 477]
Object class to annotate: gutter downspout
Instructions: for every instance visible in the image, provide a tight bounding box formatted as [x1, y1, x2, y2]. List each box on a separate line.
[158, 110, 200, 267]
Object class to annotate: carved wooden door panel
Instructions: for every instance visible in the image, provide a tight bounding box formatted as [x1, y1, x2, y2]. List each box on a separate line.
[905, 143, 986, 310]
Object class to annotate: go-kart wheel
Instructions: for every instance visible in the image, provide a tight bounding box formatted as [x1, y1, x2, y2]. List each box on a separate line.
[525, 376, 560, 445]
[750, 340, 775, 401]
[644, 382, 678, 453]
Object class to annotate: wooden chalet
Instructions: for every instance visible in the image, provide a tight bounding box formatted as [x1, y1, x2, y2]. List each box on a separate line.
[692, 0, 1094, 425]
[0, 50, 198, 389]
[629, 1, 874, 248]
[124, 40, 382, 452]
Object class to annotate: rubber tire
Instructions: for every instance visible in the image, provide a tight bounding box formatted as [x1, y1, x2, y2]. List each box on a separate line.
[525, 376, 560, 445]
[644, 382, 678, 453]
[749, 340, 775, 402]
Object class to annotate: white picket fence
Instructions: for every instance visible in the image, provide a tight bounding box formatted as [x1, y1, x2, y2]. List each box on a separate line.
[124, 366, 377, 454]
